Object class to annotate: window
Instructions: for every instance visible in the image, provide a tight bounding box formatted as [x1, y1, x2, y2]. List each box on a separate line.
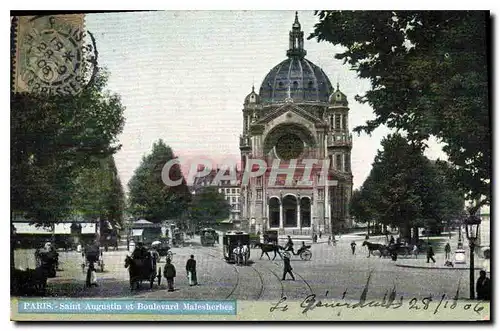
[330, 115, 333, 128]
[232, 188, 236, 194]
[227, 197, 230, 202]
[336, 154, 342, 171]
[335, 114, 341, 130]
[345, 154, 351, 172]
[232, 197, 236, 203]
[342, 114, 347, 130]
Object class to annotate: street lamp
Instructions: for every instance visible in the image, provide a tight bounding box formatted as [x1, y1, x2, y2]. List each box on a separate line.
[464, 215, 481, 300]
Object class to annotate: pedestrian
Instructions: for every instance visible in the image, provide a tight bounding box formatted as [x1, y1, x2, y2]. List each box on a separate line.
[319, 231, 322, 239]
[186, 254, 197, 286]
[350, 241, 356, 255]
[282, 255, 295, 281]
[444, 242, 451, 260]
[426, 245, 436, 263]
[163, 258, 177, 292]
[412, 244, 418, 259]
[314, 233, 318, 243]
[328, 236, 331, 246]
[476, 270, 491, 300]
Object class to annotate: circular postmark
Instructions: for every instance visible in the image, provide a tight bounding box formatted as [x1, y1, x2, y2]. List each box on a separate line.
[17, 15, 98, 96]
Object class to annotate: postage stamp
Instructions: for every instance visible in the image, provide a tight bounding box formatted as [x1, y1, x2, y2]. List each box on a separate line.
[10, 11, 491, 322]
[13, 14, 97, 96]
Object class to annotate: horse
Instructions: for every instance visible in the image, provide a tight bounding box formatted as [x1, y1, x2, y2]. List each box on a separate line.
[254, 243, 284, 260]
[124, 252, 156, 290]
[232, 245, 249, 266]
[362, 241, 386, 258]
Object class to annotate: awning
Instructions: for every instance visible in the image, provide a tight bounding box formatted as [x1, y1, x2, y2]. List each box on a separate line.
[131, 229, 144, 236]
[81, 223, 96, 234]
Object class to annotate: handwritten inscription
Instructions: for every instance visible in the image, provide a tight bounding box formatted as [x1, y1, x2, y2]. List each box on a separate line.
[269, 276, 486, 316]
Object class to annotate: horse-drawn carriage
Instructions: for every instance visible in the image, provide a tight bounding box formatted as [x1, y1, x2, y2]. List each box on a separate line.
[171, 229, 184, 247]
[124, 249, 162, 290]
[363, 241, 413, 259]
[282, 244, 312, 261]
[200, 228, 217, 246]
[81, 243, 105, 272]
[223, 231, 250, 265]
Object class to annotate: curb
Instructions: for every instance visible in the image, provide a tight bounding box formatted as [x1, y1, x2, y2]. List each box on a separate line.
[395, 263, 482, 270]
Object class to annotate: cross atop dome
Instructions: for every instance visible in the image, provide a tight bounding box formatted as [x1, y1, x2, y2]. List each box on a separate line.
[286, 12, 306, 59]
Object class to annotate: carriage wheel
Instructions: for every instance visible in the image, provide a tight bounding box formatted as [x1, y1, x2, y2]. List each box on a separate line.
[300, 250, 312, 261]
[157, 267, 162, 285]
[283, 251, 291, 259]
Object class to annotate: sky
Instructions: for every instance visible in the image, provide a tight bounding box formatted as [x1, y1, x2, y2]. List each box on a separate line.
[85, 11, 447, 192]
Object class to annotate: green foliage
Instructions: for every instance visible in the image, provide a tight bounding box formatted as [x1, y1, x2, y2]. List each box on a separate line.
[310, 11, 490, 209]
[354, 134, 465, 239]
[127, 140, 191, 223]
[71, 155, 125, 226]
[188, 186, 231, 228]
[11, 68, 126, 225]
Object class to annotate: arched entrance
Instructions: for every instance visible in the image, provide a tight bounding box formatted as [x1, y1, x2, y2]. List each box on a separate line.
[282, 195, 297, 227]
[269, 197, 280, 228]
[300, 197, 311, 228]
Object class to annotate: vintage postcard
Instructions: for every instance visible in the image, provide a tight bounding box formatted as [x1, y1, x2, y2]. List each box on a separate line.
[10, 10, 491, 322]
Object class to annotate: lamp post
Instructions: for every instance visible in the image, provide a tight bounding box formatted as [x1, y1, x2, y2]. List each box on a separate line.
[464, 215, 481, 300]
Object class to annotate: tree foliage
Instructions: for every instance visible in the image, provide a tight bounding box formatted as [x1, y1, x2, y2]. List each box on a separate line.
[71, 155, 125, 226]
[351, 134, 464, 240]
[310, 11, 490, 210]
[188, 186, 231, 228]
[11, 69, 126, 225]
[127, 140, 191, 223]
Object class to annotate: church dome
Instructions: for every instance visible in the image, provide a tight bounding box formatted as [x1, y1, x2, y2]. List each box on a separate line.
[259, 57, 333, 104]
[258, 12, 334, 105]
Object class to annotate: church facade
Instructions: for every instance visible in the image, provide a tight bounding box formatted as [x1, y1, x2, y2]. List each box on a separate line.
[239, 13, 353, 235]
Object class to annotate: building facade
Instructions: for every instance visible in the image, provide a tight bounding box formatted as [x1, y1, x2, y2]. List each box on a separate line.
[239, 13, 353, 235]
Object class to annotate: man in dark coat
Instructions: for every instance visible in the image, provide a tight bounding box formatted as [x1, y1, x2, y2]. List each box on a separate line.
[476, 270, 491, 300]
[282, 255, 295, 281]
[186, 255, 197, 286]
[163, 258, 176, 292]
[426, 245, 436, 263]
[350, 241, 357, 255]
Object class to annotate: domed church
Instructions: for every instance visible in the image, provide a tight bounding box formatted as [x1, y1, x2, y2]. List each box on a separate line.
[239, 13, 353, 236]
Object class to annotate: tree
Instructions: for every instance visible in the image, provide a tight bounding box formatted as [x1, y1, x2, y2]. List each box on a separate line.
[11, 68, 126, 226]
[355, 134, 465, 241]
[350, 188, 373, 233]
[71, 155, 125, 226]
[310, 11, 490, 212]
[127, 140, 191, 223]
[188, 187, 231, 228]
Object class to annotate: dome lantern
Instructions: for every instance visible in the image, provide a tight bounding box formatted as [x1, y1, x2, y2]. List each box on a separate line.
[286, 11, 306, 59]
